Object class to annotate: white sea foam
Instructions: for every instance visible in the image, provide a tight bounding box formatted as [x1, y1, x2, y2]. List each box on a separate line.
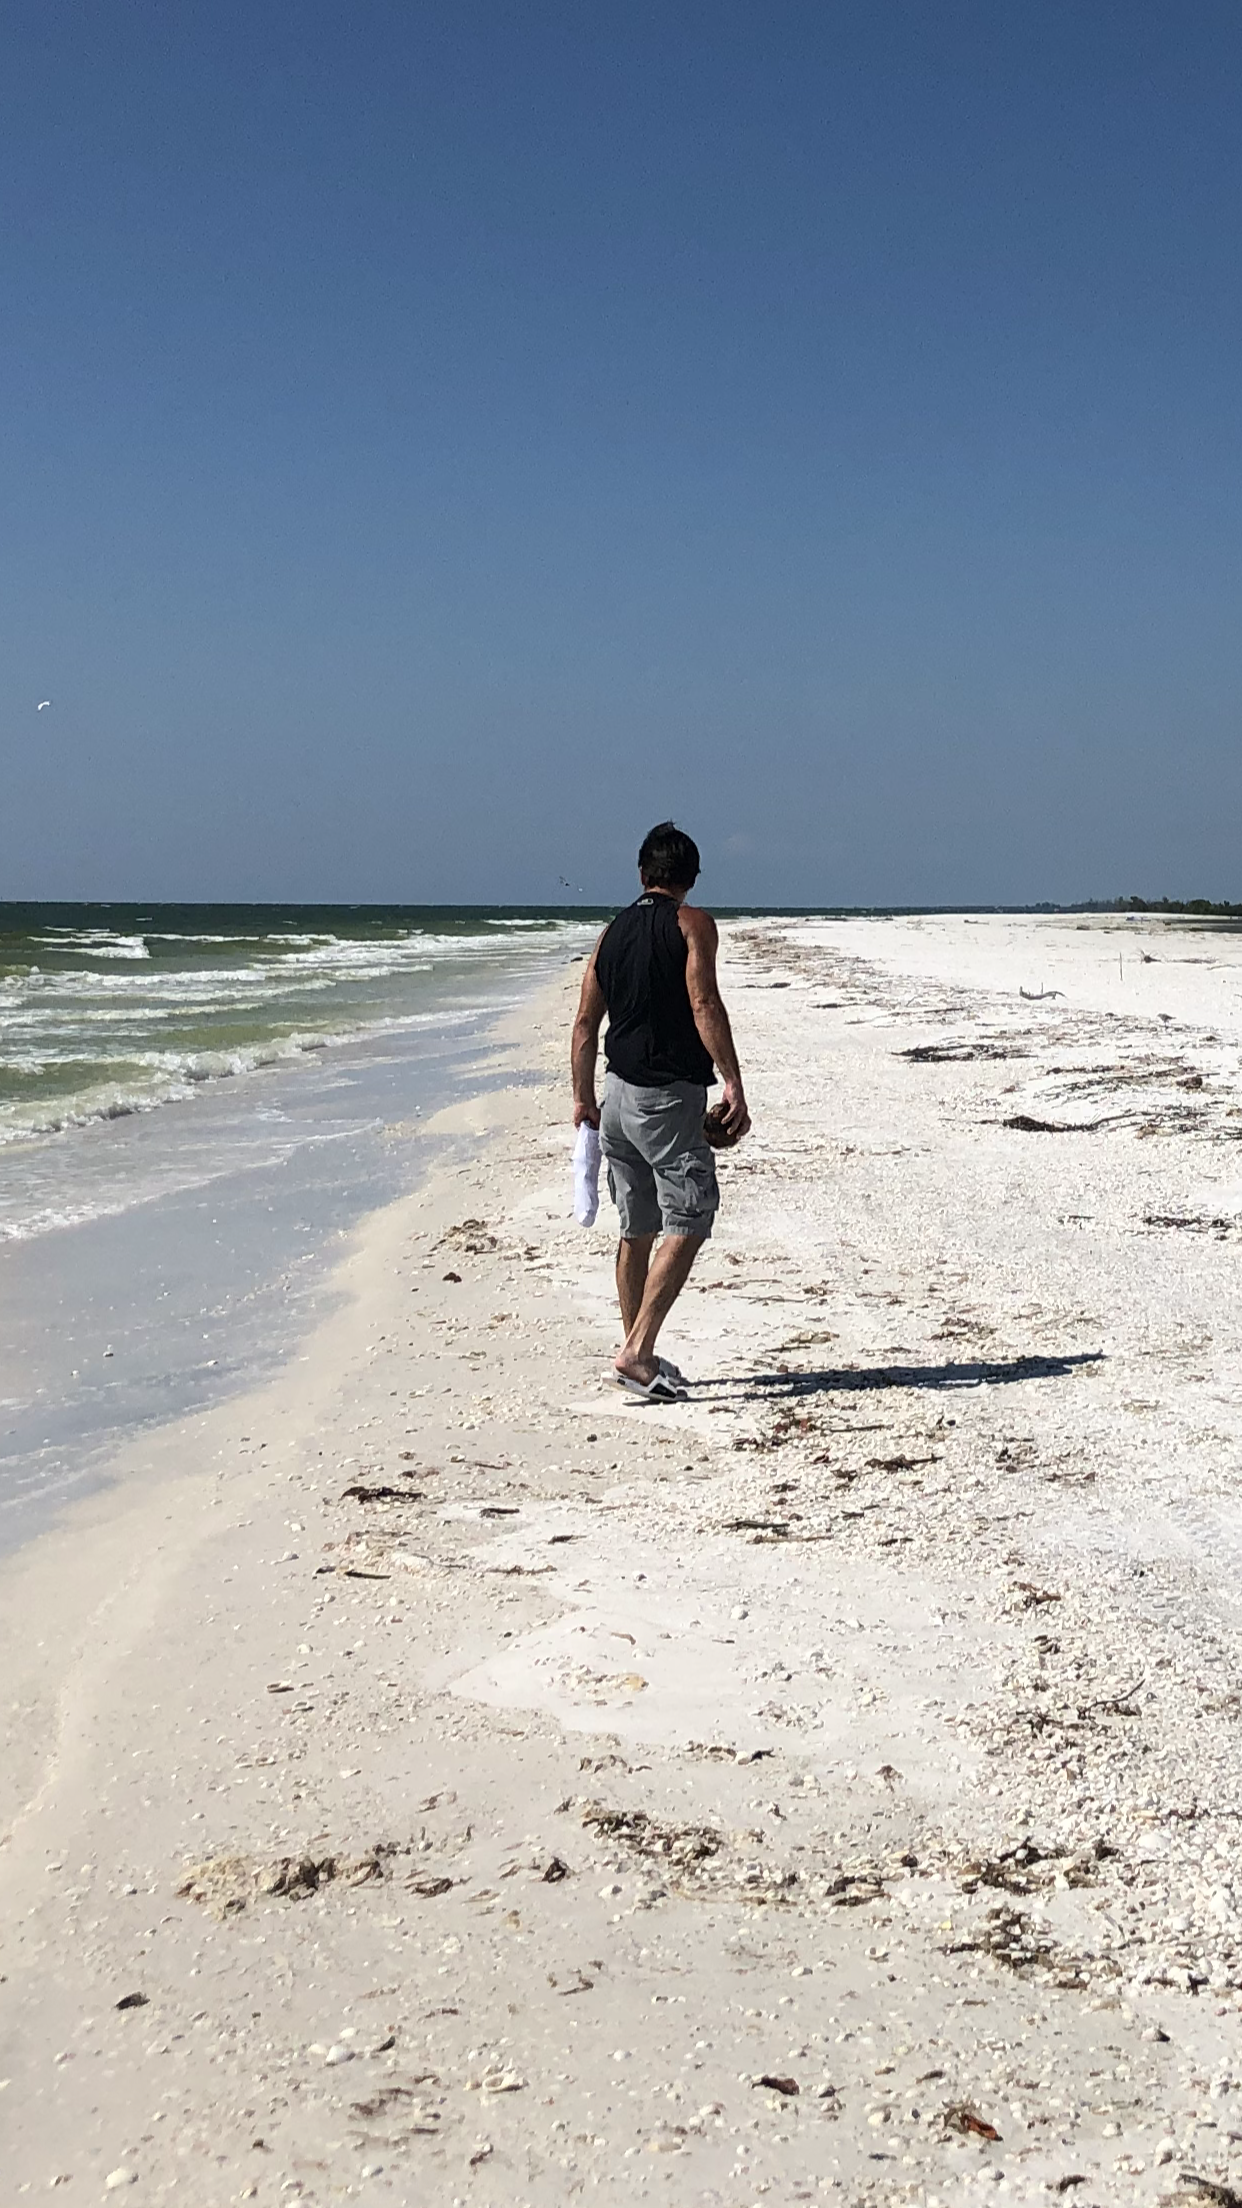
[0, 911, 597, 1164]
[0, 1002, 505, 1151]
[0, 1030, 359, 1145]
[33, 930, 152, 958]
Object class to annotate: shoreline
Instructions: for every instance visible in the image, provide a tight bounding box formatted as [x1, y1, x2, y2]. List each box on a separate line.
[0, 947, 589, 1553]
[0, 995, 546, 1848]
[4, 915, 1242, 2204]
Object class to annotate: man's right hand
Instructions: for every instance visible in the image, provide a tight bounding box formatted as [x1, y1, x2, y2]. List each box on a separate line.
[573, 1099, 601, 1129]
[721, 1079, 750, 1139]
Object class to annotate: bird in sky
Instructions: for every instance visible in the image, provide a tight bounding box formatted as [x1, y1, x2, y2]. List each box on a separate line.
[558, 874, 583, 894]
[37, 699, 51, 710]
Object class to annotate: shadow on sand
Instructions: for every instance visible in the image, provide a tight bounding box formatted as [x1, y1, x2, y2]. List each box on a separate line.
[699, 1351, 1104, 1400]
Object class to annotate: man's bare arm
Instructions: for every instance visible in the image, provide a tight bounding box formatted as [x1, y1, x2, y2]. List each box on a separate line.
[681, 908, 750, 1137]
[570, 935, 608, 1128]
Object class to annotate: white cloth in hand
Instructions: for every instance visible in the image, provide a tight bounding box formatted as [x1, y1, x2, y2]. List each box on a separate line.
[573, 1122, 601, 1226]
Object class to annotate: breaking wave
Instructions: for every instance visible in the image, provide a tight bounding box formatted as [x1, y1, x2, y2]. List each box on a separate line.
[0, 902, 602, 1154]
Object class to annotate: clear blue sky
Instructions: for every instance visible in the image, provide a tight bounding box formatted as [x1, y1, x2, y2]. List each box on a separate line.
[3, 2, 1240, 906]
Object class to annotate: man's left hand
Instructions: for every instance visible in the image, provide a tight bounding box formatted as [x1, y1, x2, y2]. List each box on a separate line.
[574, 1099, 601, 1129]
[720, 1079, 751, 1139]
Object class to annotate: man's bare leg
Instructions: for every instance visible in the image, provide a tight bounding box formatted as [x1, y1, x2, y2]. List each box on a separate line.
[616, 1234, 656, 1337]
[614, 1231, 706, 1385]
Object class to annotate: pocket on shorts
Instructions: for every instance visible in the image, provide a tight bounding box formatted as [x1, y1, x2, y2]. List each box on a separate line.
[661, 1147, 719, 1224]
[598, 1078, 625, 1155]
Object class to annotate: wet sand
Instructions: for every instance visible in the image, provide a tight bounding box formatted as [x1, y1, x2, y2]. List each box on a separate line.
[4, 913, 1242, 2206]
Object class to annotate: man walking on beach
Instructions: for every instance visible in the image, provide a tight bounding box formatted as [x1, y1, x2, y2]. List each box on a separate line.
[571, 822, 750, 1400]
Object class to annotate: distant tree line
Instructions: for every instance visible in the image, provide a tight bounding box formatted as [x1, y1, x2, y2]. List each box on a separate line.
[1073, 895, 1242, 917]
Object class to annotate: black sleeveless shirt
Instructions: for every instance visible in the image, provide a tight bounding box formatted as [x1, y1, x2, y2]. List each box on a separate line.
[595, 894, 715, 1088]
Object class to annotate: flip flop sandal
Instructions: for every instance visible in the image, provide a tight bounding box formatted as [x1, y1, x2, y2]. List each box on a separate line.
[608, 1357, 689, 1386]
[615, 1369, 688, 1402]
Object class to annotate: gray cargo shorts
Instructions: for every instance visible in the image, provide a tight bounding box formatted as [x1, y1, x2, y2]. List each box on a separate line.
[599, 1071, 719, 1241]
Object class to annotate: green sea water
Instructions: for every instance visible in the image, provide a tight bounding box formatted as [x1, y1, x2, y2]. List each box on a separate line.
[0, 901, 609, 1150]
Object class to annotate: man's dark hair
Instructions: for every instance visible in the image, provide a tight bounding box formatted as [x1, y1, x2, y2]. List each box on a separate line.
[638, 821, 701, 891]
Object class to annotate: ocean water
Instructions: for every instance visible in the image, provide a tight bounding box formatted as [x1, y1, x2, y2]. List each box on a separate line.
[0, 904, 603, 1548]
[0, 903, 609, 1224]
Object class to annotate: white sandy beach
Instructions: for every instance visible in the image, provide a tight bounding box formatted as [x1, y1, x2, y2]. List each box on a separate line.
[5, 911, 1242, 2206]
